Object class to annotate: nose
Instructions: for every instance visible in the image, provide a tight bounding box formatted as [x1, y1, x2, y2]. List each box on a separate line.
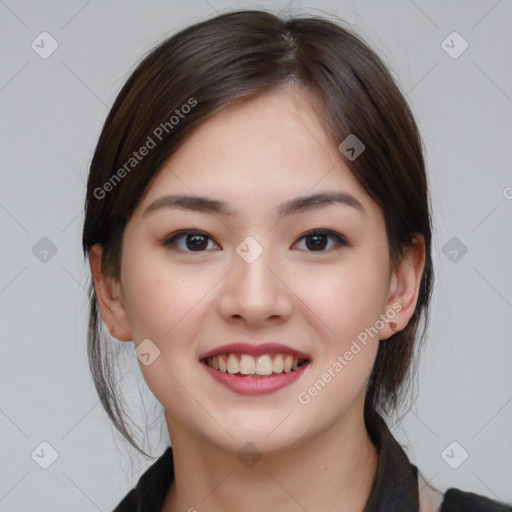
[216, 244, 293, 327]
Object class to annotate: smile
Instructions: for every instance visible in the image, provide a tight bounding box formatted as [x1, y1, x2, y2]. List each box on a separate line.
[202, 353, 309, 377]
[200, 354, 311, 396]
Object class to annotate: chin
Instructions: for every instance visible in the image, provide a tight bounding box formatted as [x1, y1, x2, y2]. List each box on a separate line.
[204, 414, 307, 456]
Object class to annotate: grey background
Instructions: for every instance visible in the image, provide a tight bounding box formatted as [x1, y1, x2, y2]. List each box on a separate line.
[1, 0, 511, 510]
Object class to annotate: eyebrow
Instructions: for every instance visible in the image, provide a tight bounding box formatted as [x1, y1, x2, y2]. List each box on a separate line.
[142, 190, 366, 218]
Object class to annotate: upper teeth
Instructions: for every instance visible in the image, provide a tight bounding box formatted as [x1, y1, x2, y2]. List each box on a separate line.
[204, 353, 307, 376]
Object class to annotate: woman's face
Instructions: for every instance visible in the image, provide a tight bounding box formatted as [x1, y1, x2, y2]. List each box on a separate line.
[102, 85, 405, 453]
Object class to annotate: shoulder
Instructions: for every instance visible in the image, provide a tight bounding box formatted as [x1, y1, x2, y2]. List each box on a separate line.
[112, 489, 137, 512]
[110, 446, 174, 512]
[440, 487, 511, 512]
[417, 471, 511, 512]
[369, 415, 511, 512]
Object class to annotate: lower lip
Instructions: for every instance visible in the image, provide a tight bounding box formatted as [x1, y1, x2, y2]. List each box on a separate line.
[201, 361, 310, 395]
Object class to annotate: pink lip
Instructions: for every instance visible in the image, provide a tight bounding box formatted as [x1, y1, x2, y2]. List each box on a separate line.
[198, 342, 312, 361]
[201, 360, 310, 396]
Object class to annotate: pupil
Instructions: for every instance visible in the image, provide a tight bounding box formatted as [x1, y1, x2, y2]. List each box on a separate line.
[187, 234, 207, 250]
[306, 234, 326, 251]
[186, 234, 327, 251]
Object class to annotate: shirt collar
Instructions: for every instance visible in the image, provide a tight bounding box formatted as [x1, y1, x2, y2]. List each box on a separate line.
[363, 412, 419, 511]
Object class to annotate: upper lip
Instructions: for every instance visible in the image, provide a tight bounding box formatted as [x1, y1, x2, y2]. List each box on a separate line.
[198, 342, 311, 361]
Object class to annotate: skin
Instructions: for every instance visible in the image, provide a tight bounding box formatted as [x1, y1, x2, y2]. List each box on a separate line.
[89, 84, 425, 512]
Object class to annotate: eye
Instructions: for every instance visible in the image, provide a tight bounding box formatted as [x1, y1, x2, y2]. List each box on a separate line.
[162, 228, 348, 253]
[293, 229, 348, 252]
[162, 230, 220, 252]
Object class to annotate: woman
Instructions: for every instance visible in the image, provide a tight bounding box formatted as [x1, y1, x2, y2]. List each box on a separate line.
[82, 9, 510, 512]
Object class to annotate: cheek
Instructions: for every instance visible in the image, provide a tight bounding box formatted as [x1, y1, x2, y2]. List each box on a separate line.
[120, 254, 228, 367]
[296, 259, 386, 339]
[125, 275, 198, 341]
[120, 257, 207, 406]
[291, 257, 385, 391]
[120, 245, 195, 340]
[294, 268, 383, 414]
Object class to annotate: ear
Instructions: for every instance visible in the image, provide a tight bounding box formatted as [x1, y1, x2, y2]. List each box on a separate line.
[380, 234, 426, 340]
[88, 243, 132, 341]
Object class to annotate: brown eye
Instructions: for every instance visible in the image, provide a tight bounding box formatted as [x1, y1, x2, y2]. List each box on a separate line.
[163, 230, 219, 252]
[293, 229, 348, 252]
[162, 228, 348, 253]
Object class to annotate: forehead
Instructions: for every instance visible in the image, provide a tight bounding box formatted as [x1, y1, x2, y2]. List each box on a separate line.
[136, 86, 379, 221]
[171, 86, 335, 178]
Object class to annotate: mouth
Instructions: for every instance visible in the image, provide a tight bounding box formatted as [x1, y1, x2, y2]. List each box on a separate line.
[200, 353, 310, 378]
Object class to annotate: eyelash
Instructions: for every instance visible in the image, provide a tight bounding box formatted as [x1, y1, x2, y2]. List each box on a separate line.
[162, 228, 349, 253]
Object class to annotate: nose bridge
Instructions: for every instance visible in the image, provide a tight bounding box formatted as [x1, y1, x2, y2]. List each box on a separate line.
[237, 246, 274, 296]
[218, 235, 292, 323]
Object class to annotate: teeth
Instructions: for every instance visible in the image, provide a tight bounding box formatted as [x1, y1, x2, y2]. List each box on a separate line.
[273, 354, 284, 373]
[203, 353, 308, 376]
[227, 354, 239, 374]
[239, 354, 255, 374]
[255, 354, 273, 375]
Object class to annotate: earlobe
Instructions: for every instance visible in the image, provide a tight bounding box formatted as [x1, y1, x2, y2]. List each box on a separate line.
[381, 235, 426, 340]
[88, 243, 132, 342]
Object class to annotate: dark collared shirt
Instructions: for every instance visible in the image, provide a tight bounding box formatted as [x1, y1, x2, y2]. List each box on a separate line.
[112, 414, 510, 511]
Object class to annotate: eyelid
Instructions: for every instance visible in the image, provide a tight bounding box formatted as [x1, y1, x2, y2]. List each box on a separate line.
[162, 228, 349, 252]
[293, 228, 348, 250]
[162, 229, 220, 251]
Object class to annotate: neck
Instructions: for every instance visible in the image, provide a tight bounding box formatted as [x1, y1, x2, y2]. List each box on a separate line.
[162, 406, 379, 512]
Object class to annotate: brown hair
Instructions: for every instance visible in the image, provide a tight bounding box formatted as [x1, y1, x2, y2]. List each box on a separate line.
[82, 8, 434, 457]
